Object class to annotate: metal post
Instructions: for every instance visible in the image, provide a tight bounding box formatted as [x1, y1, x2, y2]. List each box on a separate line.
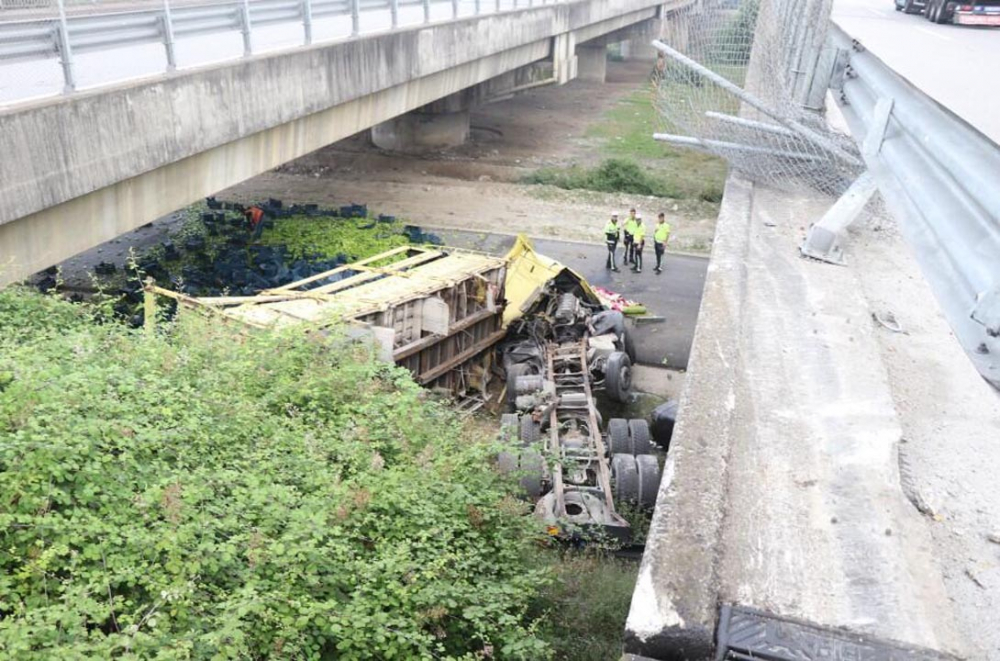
[390, 0, 399, 27]
[651, 40, 863, 168]
[162, 0, 177, 71]
[241, 0, 252, 56]
[351, 0, 360, 35]
[54, 0, 75, 93]
[422, 0, 430, 23]
[143, 279, 157, 335]
[799, 171, 878, 264]
[474, 0, 480, 14]
[451, 0, 458, 18]
[494, 0, 499, 12]
[302, 0, 313, 44]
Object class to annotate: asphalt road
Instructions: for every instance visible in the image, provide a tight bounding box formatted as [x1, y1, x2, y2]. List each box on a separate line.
[427, 228, 709, 370]
[832, 0, 1000, 146]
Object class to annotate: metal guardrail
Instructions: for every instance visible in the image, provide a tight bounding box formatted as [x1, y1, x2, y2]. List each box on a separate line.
[828, 22, 1000, 387]
[0, 0, 561, 93]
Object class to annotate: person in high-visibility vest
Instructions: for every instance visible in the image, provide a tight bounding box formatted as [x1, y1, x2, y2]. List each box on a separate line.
[623, 208, 638, 265]
[244, 205, 267, 240]
[631, 215, 646, 273]
[603, 212, 621, 272]
[653, 212, 672, 274]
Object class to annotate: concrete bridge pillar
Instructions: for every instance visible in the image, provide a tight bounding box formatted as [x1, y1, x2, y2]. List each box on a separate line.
[371, 92, 471, 154]
[620, 38, 659, 62]
[576, 44, 608, 83]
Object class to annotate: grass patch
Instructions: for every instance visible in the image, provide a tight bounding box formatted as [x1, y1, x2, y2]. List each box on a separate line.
[535, 552, 639, 661]
[523, 87, 728, 203]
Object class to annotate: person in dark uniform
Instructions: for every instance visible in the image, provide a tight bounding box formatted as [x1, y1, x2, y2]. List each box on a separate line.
[604, 212, 621, 272]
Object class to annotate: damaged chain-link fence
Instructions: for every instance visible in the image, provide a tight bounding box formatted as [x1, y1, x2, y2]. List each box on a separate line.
[652, 0, 863, 196]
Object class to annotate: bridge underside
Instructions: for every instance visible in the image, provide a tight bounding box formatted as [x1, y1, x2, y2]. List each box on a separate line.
[0, 0, 675, 284]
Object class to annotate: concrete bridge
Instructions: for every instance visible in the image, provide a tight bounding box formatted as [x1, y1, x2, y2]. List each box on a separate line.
[0, 0, 683, 284]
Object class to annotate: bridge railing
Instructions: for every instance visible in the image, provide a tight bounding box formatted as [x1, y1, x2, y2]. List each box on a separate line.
[0, 0, 566, 104]
[828, 22, 1000, 387]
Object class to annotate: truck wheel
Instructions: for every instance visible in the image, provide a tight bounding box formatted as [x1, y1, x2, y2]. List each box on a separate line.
[629, 419, 653, 455]
[607, 418, 631, 455]
[623, 327, 637, 363]
[612, 454, 639, 504]
[605, 351, 632, 403]
[514, 374, 544, 395]
[519, 450, 545, 498]
[520, 415, 541, 445]
[933, 0, 950, 22]
[506, 364, 531, 408]
[902, 0, 917, 12]
[636, 454, 662, 509]
[497, 451, 518, 474]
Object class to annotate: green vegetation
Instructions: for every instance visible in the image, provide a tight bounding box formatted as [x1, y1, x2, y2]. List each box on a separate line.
[522, 87, 727, 204]
[0, 288, 642, 659]
[0, 289, 549, 659]
[258, 215, 412, 261]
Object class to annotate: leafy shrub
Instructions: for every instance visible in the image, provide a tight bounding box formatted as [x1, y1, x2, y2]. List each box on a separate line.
[0, 289, 549, 660]
[523, 159, 682, 198]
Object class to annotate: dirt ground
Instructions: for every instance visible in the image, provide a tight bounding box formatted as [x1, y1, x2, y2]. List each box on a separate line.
[219, 60, 720, 252]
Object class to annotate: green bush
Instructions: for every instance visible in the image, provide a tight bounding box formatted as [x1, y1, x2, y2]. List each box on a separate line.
[523, 158, 682, 198]
[0, 289, 550, 660]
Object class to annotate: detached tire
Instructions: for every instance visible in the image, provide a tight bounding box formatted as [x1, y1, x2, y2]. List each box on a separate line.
[612, 454, 639, 504]
[605, 351, 632, 403]
[623, 326, 637, 363]
[629, 419, 653, 455]
[514, 374, 544, 395]
[607, 418, 631, 456]
[497, 413, 520, 473]
[635, 454, 662, 509]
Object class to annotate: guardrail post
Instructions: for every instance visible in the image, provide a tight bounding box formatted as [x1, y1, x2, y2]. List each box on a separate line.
[390, 0, 399, 27]
[495, 0, 500, 12]
[474, 0, 480, 13]
[451, 0, 458, 18]
[302, 0, 313, 44]
[240, 0, 252, 56]
[161, 0, 177, 71]
[54, 0, 76, 93]
[351, 0, 360, 35]
[422, 0, 430, 23]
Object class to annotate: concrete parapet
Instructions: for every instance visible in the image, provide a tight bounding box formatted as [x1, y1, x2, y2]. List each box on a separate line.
[624, 174, 968, 659]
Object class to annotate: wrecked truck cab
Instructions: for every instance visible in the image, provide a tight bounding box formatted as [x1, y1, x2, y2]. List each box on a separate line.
[498, 237, 658, 541]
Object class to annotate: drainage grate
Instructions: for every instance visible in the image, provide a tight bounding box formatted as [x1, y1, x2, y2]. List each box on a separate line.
[716, 604, 961, 661]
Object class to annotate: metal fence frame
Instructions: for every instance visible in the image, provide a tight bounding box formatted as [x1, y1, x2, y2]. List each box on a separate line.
[0, 0, 556, 93]
[828, 23, 1000, 387]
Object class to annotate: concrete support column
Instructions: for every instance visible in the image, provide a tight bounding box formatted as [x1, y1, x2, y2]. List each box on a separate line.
[576, 44, 607, 83]
[553, 32, 578, 84]
[370, 92, 471, 154]
[620, 37, 659, 62]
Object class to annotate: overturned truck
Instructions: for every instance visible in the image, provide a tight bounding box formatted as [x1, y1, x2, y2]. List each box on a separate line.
[498, 239, 662, 541]
[148, 237, 661, 538]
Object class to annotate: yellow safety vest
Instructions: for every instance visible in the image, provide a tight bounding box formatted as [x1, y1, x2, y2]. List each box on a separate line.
[654, 222, 671, 243]
[604, 221, 618, 236]
[624, 219, 638, 235]
[633, 224, 646, 243]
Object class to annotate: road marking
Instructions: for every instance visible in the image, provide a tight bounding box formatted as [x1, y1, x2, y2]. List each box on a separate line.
[915, 25, 953, 40]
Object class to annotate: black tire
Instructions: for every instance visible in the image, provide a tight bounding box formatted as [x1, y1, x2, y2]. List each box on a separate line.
[926, 0, 939, 20]
[497, 451, 517, 474]
[519, 450, 545, 498]
[894, 2, 902, 10]
[629, 419, 653, 455]
[934, 0, 951, 22]
[506, 363, 531, 407]
[623, 326, 637, 364]
[607, 418, 632, 456]
[520, 415, 541, 445]
[612, 454, 639, 504]
[636, 454, 661, 509]
[902, 0, 918, 13]
[605, 351, 632, 404]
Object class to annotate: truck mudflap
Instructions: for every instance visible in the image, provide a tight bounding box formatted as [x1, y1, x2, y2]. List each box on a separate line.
[953, 4, 1000, 24]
